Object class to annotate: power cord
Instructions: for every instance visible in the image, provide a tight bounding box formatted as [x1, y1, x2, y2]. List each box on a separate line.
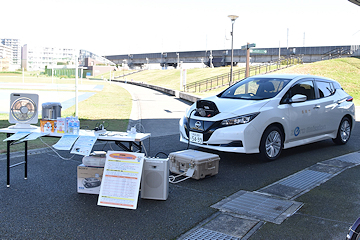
[187, 109, 197, 149]
[94, 121, 109, 131]
[39, 137, 78, 162]
[155, 151, 168, 158]
[169, 172, 191, 184]
[133, 123, 146, 133]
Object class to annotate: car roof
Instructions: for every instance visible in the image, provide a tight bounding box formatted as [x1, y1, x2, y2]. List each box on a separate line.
[251, 73, 335, 82]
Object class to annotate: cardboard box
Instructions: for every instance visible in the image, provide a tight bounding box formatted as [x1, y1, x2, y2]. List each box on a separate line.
[169, 150, 220, 180]
[40, 119, 56, 133]
[77, 164, 104, 194]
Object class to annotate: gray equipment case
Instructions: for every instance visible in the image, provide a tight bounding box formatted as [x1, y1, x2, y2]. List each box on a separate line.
[169, 150, 220, 180]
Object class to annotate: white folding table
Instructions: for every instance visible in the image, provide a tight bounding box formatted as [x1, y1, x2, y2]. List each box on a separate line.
[0, 127, 151, 187]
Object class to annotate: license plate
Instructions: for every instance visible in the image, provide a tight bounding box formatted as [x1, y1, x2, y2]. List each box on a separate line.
[189, 131, 203, 144]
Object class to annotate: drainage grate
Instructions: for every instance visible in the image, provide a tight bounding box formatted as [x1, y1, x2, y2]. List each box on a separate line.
[183, 228, 239, 240]
[212, 191, 302, 224]
[336, 152, 360, 164]
[278, 169, 332, 190]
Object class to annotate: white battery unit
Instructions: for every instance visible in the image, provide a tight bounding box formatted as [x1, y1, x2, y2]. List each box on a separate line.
[169, 150, 220, 180]
[141, 157, 169, 200]
[82, 151, 106, 167]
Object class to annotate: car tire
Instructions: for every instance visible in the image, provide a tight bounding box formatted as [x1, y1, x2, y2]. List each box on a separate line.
[349, 224, 360, 240]
[259, 125, 283, 161]
[333, 116, 352, 145]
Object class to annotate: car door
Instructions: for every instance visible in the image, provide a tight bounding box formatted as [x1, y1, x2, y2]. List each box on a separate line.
[284, 79, 323, 142]
[314, 79, 339, 133]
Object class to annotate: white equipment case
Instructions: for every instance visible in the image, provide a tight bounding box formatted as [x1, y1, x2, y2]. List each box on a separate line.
[169, 150, 220, 180]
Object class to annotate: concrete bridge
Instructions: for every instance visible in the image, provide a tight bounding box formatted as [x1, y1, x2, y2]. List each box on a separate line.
[105, 45, 360, 69]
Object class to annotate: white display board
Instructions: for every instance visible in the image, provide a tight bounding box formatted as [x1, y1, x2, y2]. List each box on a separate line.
[97, 151, 144, 209]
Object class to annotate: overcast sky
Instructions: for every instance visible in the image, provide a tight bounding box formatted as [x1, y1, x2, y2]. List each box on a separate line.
[2, 0, 359, 56]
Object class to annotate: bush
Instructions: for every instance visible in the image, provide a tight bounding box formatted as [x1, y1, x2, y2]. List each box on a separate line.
[59, 75, 68, 79]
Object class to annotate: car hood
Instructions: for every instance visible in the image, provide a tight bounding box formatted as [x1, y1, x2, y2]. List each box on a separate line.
[189, 95, 270, 120]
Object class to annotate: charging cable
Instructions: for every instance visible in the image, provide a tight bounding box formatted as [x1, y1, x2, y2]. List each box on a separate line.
[187, 109, 197, 149]
[39, 137, 77, 161]
[169, 172, 191, 184]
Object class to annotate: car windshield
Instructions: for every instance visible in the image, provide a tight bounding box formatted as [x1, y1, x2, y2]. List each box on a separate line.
[219, 77, 291, 100]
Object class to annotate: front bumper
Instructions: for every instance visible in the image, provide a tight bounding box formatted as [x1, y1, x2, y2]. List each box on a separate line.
[179, 117, 261, 154]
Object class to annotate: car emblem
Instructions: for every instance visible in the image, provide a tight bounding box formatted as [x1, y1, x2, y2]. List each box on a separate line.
[195, 121, 202, 129]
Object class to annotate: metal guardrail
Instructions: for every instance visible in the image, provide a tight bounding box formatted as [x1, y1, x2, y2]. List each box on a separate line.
[321, 48, 352, 60]
[184, 56, 303, 93]
[114, 69, 144, 79]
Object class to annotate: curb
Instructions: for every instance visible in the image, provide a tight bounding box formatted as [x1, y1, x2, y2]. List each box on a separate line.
[112, 79, 201, 103]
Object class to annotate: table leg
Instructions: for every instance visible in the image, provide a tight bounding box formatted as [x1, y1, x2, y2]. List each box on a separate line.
[7, 133, 10, 187]
[25, 141, 28, 180]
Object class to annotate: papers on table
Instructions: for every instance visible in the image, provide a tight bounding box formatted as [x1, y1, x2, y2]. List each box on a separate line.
[17, 132, 48, 143]
[3, 132, 31, 141]
[98, 151, 144, 210]
[70, 135, 98, 156]
[53, 131, 97, 156]
[52, 135, 79, 150]
[3, 132, 48, 142]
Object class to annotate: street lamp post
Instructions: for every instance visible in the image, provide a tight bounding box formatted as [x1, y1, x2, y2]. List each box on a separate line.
[228, 15, 238, 86]
[176, 53, 179, 69]
[75, 54, 78, 117]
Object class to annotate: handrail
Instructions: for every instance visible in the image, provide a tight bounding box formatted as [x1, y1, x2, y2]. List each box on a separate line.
[114, 69, 144, 79]
[184, 56, 303, 92]
[321, 48, 351, 60]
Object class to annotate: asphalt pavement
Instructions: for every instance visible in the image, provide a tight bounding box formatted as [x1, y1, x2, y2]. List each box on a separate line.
[1, 82, 360, 239]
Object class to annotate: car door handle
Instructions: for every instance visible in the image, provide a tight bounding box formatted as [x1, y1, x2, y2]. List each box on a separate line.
[313, 105, 320, 109]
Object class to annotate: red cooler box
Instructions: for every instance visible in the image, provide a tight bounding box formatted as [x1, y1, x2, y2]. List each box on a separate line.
[169, 150, 220, 180]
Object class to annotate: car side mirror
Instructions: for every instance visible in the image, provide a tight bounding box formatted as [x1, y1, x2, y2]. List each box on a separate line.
[291, 94, 307, 103]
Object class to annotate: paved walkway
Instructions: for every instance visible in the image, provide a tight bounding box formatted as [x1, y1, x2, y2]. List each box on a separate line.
[118, 82, 191, 137]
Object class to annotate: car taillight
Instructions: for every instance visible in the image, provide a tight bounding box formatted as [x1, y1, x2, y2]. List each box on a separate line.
[346, 96, 353, 102]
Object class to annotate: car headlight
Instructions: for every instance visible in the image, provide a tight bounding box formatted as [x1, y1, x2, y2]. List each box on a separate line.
[221, 113, 259, 126]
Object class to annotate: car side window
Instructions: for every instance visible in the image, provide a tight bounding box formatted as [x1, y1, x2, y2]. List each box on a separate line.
[290, 80, 315, 100]
[316, 80, 334, 98]
[281, 80, 315, 103]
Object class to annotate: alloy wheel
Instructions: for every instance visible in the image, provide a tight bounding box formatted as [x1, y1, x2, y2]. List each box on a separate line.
[265, 130, 282, 158]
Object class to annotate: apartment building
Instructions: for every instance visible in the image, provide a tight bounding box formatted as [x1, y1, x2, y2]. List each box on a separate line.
[22, 44, 78, 71]
[0, 44, 13, 71]
[1, 38, 21, 70]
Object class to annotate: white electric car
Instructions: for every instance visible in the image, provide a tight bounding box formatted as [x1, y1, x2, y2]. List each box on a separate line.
[179, 74, 355, 161]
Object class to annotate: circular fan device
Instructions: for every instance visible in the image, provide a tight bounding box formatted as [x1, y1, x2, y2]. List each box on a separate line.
[10, 97, 37, 122]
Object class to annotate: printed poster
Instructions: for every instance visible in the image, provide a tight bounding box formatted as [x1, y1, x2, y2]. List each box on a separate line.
[97, 151, 144, 209]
